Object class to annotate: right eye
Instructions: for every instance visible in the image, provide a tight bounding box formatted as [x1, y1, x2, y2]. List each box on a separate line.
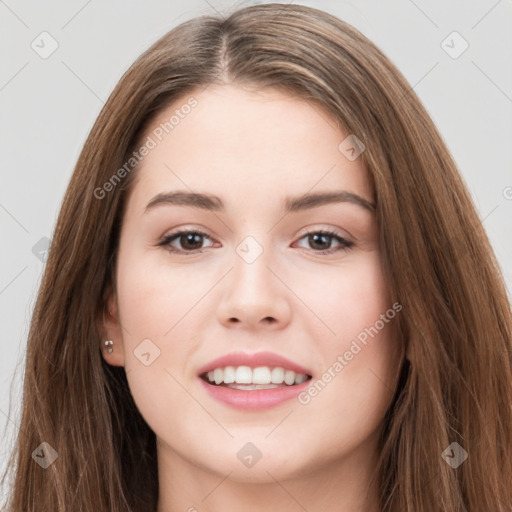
[158, 230, 216, 255]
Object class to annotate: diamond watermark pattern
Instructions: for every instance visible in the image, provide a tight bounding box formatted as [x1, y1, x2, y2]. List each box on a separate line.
[31, 236, 51, 262]
[32, 442, 58, 468]
[31, 32, 59, 59]
[338, 134, 366, 161]
[134, 338, 161, 366]
[237, 442, 263, 468]
[441, 442, 468, 468]
[441, 31, 469, 59]
[236, 236, 263, 264]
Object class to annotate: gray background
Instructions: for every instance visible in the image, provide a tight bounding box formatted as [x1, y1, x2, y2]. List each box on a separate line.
[1, 0, 511, 494]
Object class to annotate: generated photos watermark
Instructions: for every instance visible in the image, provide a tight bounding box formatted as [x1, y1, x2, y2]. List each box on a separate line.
[93, 96, 198, 200]
[297, 302, 402, 405]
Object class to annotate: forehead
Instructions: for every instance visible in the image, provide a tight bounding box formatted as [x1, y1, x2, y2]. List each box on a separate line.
[127, 84, 372, 214]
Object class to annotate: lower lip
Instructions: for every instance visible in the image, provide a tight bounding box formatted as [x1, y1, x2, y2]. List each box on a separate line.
[199, 377, 311, 410]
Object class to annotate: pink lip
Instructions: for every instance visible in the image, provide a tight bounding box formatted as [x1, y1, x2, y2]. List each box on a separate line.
[199, 377, 311, 410]
[197, 351, 312, 376]
[197, 351, 313, 411]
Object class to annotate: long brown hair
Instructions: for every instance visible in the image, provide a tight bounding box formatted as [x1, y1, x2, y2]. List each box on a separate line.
[2, 4, 511, 511]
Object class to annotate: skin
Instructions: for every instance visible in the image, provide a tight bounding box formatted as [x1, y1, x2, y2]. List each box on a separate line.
[103, 83, 403, 512]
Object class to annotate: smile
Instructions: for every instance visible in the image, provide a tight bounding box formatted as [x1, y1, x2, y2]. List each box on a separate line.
[201, 365, 311, 388]
[197, 351, 314, 410]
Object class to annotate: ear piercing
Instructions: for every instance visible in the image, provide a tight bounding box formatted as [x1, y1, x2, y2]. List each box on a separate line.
[103, 340, 114, 354]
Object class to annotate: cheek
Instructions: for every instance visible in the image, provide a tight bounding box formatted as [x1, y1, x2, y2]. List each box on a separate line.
[296, 252, 399, 413]
[116, 243, 204, 337]
[331, 254, 398, 380]
[115, 265, 198, 436]
[114, 246, 197, 408]
[299, 252, 391, 343]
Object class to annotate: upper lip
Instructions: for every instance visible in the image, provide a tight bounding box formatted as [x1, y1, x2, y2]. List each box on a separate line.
[197, 351, 312, 377]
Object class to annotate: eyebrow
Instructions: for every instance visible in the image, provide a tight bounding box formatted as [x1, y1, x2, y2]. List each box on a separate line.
[144, 190, 376, 214]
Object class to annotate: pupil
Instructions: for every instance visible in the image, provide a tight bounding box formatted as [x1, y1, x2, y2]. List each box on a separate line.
[182, 233, 202, 249]
[310, 233, 329, 249]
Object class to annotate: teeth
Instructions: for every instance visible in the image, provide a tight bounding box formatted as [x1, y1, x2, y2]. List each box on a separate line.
[204, 365, 310, 386]
[213, 368, 223, 385]
[235, 366, 253, 384]
[271, 367, 284, 384]
[224, 366, 235, 384]
[284, 370, 296, 385]
[253, 366, 271, 384]
[295, 373, 308, 384]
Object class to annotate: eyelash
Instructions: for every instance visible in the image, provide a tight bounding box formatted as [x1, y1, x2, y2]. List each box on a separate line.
[157, 229, 355, 256]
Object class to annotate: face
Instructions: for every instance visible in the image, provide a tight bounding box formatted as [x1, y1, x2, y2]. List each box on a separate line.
[104, 83, 403, 486]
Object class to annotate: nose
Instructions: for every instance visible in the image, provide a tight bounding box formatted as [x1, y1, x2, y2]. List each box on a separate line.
[216, 241, 292, 331]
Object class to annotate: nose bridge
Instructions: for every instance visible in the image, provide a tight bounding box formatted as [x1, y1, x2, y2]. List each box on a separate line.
[231, 233, 275, 298]
[216, 232, 291, 328]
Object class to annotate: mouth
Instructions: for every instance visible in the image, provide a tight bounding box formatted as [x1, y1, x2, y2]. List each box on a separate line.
[200, 365, 313, 390]
[197, 351, 314, 409]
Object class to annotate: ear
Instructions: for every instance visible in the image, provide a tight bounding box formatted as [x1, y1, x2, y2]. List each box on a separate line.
[101, 289, 126, 367]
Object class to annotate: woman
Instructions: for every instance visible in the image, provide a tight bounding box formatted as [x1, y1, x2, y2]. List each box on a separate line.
[2, 3, 511, 511]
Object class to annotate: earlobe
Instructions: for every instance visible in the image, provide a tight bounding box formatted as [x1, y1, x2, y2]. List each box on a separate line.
[101, 294, 126, 367]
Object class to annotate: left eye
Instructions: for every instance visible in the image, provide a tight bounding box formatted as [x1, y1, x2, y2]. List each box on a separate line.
[294, 230, 354, 254]
[158, 229, 354, 255]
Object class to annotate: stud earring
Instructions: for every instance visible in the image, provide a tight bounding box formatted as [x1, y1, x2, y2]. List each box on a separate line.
[103, 340, 114, 354]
